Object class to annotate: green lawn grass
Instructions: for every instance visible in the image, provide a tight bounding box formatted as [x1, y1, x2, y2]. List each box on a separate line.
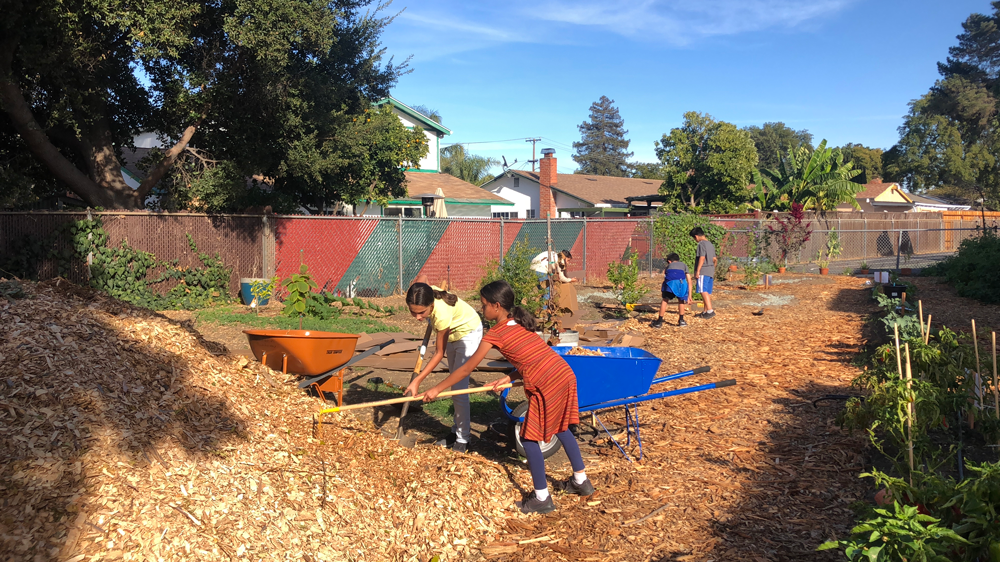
[195, 306, 394, 334]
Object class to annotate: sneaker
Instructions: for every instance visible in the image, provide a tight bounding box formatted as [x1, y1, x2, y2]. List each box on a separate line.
[452, 441, 467, 453]
[563, 477, 595, 497]
[678, 318, 688, 327]
[434, 433, 457, 448]
[519, 492, 556, 514]
[701, 310, 716, 319]
[650, 318, 665, 329]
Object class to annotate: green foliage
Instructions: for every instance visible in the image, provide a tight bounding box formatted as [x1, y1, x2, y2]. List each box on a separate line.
[281, 263, 329, 319]
[249, 277, 278, 312]
[1, 0, 413, 210]
[816, 229, 843, 268]
[652, 213, 727, 272]
[817, 501, 971, 561]
[0, 217, 233, 309]
[572, 96, 635, 177]
[607, 247, 646, 310]
[839, 143, 885, 184]
[440, 145, 498, 186]
[655, 111, 759, 213]
[922, 231, 1000, 303]
[195, 306, 390, 334]
[478, 239, 546, 318]
[758, 140, 864, 212]
[743, 122, 814, 172]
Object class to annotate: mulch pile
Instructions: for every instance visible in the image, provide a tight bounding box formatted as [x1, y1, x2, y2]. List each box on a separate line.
[0, 279, 524, 561]
[1, 274, 880, 561]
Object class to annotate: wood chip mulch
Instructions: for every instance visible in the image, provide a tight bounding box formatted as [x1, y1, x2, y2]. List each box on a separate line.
[1, 275, 879, 561]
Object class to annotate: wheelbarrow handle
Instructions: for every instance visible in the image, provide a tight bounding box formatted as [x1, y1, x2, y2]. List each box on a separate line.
[650, 365, 710, 386]
[297, 339, 396, 388]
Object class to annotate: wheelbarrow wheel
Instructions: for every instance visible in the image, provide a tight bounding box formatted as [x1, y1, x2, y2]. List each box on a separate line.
[508, 402, 562, 459]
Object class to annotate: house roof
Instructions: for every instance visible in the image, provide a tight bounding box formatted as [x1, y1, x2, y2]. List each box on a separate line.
[908, 192, 971, 209]
[856, 179, 912, 202]
[392, 172, 513, 206]
[372, 97, 451, 137]
[504, 170, 662, 206]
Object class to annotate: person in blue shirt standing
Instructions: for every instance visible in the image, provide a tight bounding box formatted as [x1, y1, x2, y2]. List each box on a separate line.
[651, 253, 693, 328]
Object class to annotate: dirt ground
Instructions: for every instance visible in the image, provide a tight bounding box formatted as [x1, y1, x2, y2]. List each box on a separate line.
[160, 273, 1000, 561]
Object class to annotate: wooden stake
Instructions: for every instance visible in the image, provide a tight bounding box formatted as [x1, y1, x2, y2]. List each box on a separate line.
[904, 343, 914, 481]
[894, 323, 903, 379]
[918, 300, 925, 339]
[973, 320, 982, 376]
[993, 331, 998, 421]
[924, 315, 932, 345]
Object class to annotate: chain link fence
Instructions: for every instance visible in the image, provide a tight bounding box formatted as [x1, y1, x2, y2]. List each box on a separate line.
[2, 211, 994, 298]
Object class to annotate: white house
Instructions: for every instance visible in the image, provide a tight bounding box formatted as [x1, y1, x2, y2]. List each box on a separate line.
[479, 149, 662, 218]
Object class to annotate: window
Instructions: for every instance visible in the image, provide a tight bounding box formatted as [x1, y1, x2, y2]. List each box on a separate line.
[513, 177, 520, 187]
[492, 211, 519, 219]
[384, 207, 422, 217]
[525, 209, 537, 219]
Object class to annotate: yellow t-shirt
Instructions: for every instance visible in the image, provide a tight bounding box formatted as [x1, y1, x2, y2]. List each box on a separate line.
[429, 287, 482, 342]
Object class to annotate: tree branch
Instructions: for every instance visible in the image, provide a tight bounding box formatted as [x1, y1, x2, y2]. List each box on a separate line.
[0, 37, 110, 206]
[136, 115, 205, 200]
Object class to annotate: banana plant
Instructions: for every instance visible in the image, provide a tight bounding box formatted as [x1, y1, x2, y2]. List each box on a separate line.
[760, 140, 864, 212]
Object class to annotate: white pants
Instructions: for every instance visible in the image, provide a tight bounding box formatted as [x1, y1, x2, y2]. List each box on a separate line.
[446, 325, 483, 444]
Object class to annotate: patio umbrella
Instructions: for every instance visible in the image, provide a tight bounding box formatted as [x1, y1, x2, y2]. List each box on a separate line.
[431, 188, 448, 218]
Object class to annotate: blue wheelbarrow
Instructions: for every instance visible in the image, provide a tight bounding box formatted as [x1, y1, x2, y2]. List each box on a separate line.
[499, 346, 735, 461]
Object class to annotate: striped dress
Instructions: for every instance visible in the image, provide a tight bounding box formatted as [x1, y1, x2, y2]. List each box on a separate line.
[482, 320, 579, 442]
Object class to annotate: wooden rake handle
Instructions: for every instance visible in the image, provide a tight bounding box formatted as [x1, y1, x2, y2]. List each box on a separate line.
[319, 382, 520, 415]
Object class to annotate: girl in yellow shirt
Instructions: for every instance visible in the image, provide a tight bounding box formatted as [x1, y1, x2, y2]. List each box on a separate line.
[404, 281, 483, 452]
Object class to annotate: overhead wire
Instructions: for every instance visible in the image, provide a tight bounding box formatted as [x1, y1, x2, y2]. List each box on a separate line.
[441, 137, 533, 147]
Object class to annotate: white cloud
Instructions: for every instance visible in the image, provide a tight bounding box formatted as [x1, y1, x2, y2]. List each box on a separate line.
[384, 0, 856, 59]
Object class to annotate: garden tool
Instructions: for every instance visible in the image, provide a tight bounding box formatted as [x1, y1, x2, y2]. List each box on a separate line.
[394, 320, 434, 441]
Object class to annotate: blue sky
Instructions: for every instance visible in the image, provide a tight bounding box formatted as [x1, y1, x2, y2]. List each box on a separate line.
[380, 0, 992, 174]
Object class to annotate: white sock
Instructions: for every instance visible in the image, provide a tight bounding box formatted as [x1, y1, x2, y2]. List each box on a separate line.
[534, 487, 549, 501]
[573, 471, 587, 484]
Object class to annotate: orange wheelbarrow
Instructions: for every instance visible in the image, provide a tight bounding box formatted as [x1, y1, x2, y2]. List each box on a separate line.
[243, 329, 394, 407]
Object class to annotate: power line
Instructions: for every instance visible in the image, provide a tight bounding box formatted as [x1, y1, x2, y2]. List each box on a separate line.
[441, 137, 533, 147]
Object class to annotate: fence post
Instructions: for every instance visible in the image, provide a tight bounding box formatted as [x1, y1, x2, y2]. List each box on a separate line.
[397, 217, 404, 294]
[863, 216, 868, 259]
[648, 218, 654, 277]
[261, 214, 270, 278]
[499, 217, 505, 267]
[582, 218, 587, 284]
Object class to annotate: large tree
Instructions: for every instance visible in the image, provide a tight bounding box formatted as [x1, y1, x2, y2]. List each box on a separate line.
[572, 96, 634, 176]
[839, 143, 884, 184]
[655, 112, 758, 213]
[440, 145, 498, 186]
[0, 0, 421, 210]
[743, 122, 813, 172]
[886, 1, 1000, 208]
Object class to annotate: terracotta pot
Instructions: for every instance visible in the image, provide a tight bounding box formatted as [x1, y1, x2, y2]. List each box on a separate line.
[777, 267, 786, 274]
[820, 267, 829, 275]
[900, 268, 913, 276]
[859, 269, 869, 275]
[728, 264, 738, 272]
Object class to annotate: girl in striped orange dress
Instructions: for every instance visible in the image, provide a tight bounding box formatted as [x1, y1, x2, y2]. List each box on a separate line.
[419, 280, 593, 513]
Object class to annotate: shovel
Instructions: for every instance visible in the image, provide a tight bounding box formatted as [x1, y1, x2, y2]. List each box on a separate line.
[315, 382, 519, 439]
[393, 320, 433, 441]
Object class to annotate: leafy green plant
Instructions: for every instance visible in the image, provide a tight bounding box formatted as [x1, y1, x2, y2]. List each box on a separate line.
[818, 501, 970, 561]
[742, 260, 762, 287]
[652, 212, 727, 271]
[281, 263, 335, 322]
[607, 247, 647, 313]
[816, 228, 842, 269]
[478, 238, 546, 317]
[249, 276, 278, 314]
[923, 230, 1000, 304]
[859, 260, 870, 270]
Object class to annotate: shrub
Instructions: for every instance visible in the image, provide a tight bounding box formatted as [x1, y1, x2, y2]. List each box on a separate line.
[478, 238, 546, 317]
[652, 212, 727, 270]
[607, 247, 646, 310]
[767, 202, 812, 266]
[923, 230, 1000, 303]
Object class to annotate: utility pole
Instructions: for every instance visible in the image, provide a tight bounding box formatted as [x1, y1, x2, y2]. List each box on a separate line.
[526, 138, 541, 172]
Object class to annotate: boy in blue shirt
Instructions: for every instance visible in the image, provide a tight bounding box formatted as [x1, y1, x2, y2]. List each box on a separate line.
[651, 253, 693, 328]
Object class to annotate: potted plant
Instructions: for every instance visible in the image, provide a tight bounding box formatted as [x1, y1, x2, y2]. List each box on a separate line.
[858, 260, 870, 275]
[815, 229, 842, 276]
[767, 203, 812, 274]
[241, 275, 276, 307]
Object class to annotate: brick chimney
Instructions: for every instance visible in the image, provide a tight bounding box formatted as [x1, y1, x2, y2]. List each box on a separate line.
[538, 148, 557, 218]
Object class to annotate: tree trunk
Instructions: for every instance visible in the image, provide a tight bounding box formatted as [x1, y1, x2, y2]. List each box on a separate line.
[0, 38, 199, 209]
